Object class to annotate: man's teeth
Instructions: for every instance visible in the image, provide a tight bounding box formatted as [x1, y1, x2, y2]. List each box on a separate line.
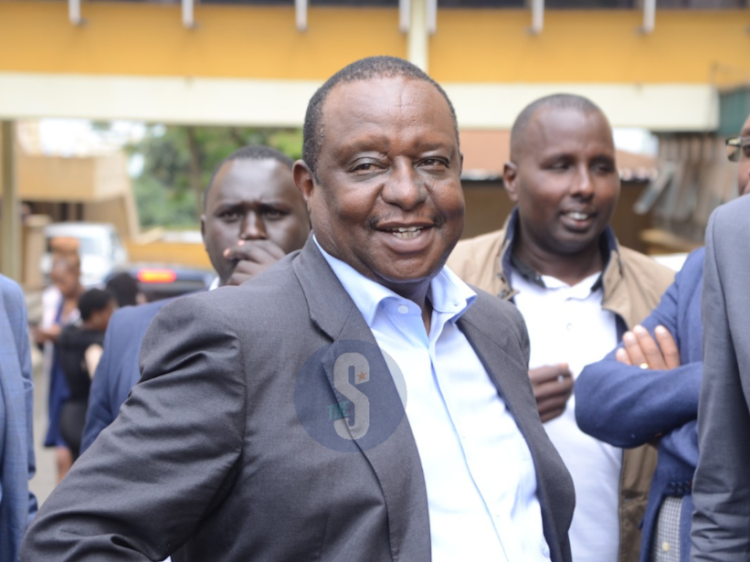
[566, 212, 590, 221]
[390, 227, 424, 240]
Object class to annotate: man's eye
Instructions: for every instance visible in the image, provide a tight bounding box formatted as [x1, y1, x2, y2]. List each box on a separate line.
[549, 161, 570, 171]
[219, 212, 240, 221]
[264, 209, 283, 219]
[593, 163, 616, 174]
[351, 162, 379, 173]
[420, 158, 448, 169]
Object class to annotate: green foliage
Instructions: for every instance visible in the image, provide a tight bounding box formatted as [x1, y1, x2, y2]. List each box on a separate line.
[128, 125, 303, 229]
[132, 174, 198, 228]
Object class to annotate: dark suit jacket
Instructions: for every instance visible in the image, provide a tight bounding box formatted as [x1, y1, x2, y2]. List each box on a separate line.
[81, 298, 172, 453]
[21, 239, 575, 562]
[577, 248, 705, 562]
[691, 195, 750, 561]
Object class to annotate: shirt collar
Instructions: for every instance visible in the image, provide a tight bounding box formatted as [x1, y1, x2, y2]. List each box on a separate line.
[502, 207, 616, 292]
[313, 236, 476, 328]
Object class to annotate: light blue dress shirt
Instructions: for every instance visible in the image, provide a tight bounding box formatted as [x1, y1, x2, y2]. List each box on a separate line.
[316, 239, 550, 562]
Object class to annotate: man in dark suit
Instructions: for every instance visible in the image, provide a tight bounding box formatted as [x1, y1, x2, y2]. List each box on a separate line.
[691, 155, 750, 559]
[22, 56, 574, 562]
[0, 274, 37, 562]
[80, 145, 311, 452]
[576, 112, 750, 562]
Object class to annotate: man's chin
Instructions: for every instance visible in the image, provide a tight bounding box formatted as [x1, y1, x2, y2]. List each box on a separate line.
[551, 230, 604, 256]
[373, 262, 445, 293]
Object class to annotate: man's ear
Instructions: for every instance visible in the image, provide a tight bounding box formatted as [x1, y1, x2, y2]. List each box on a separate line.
[293, 160, 316, 214]
[200, 215, 207, 248]
[503, 162, 520, 203]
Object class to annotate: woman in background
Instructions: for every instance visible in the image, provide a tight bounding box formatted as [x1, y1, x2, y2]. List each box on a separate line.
[34, 238, 84, 482]
[58, 288, 115, 461]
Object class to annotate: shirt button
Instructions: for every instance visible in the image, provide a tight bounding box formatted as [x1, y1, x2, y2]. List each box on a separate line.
[542, 544, 550, 558]
[566, 322, 573, 331]
[398, 305, 409, 314]
[662, 542, 670, 552]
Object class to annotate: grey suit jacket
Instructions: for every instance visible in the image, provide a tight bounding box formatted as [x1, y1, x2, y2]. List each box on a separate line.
[21, 238, 574, 562]
[691, 195, 750, 561]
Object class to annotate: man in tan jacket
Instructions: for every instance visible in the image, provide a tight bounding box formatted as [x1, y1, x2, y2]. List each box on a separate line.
[448, 94, 673, 562]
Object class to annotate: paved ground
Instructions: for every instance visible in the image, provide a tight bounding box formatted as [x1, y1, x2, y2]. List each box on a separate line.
[30, 353, 58, 507]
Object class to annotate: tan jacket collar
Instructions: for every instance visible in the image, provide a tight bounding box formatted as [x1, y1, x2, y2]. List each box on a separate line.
[495, 209, 626, 312]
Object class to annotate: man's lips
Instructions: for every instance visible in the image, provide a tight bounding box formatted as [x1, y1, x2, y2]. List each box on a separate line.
[377, 222, 435, 241]
[561, 209, 595, 221]
[559, 209, 598, 232]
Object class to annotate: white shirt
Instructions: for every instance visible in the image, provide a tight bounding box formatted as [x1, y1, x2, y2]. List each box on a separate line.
[317, 239, 550, 562]
[512, 269, 622, 562]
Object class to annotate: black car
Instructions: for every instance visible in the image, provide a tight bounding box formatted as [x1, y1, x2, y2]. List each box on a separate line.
[105, 265, 214, 303]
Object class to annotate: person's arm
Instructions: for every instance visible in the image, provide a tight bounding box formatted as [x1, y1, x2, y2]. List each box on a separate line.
[576, 254, 703, 447]
[657, 420, 698, 471]
[84, 344, 103, 379]
[22, 293, 247, 561]
[691, 211, 750, 561]
[80, 313, 119, 453]
[14, 287, 38, 524]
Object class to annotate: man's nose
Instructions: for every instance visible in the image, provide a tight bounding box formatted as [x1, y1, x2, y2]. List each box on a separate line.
[570, 165, 595, 198]
[381, 161, 427, 210]
[240, 213, 267, 240]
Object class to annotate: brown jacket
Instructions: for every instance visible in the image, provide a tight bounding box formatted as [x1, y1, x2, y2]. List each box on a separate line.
[447, 217, 675, 562]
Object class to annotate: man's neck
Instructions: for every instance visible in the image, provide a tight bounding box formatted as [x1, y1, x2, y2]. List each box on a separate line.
[387, 281, 433, 334]
[512, 236, 604, 288]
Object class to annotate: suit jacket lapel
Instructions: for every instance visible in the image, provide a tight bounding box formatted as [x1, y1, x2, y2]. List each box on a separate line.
[457, 305, 566, 562]
[292, 238, 432, 562]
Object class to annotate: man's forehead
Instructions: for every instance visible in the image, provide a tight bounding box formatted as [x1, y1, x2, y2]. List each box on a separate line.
[325, 76, 450, 122]
[527, 107, 613, 149]
[320, 77, 457, 150]
[209, 159, 293, 205]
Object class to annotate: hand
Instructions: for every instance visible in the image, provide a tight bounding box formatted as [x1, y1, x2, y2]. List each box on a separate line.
[33, 324, 61, 345]
[529, 364, 574, 423]
[615, 324, 681, 371]
[223, 239, 287, 286]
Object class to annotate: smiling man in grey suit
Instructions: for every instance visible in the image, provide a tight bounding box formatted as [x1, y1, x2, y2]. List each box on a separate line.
[22, 56, 574, 562]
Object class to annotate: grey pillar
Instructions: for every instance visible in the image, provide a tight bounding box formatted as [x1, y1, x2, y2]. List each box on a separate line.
[1, 120, 22, 283]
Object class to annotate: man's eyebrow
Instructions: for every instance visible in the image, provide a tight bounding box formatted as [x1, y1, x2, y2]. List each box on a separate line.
[591, 153, 616, 163]
[258, 201, 292, 209]
[213, 202, 243, 213]
[538, 149, 574, 161]
[214, 200, 290, 211]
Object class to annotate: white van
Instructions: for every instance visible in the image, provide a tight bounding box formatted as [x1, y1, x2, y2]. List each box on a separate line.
[40, 222, 129, 287]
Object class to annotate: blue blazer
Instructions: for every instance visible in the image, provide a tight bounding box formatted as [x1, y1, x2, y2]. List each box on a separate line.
[81, 299, 171, 453]
[576, 248, 704, 562]
[0, 275, 37, 562]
